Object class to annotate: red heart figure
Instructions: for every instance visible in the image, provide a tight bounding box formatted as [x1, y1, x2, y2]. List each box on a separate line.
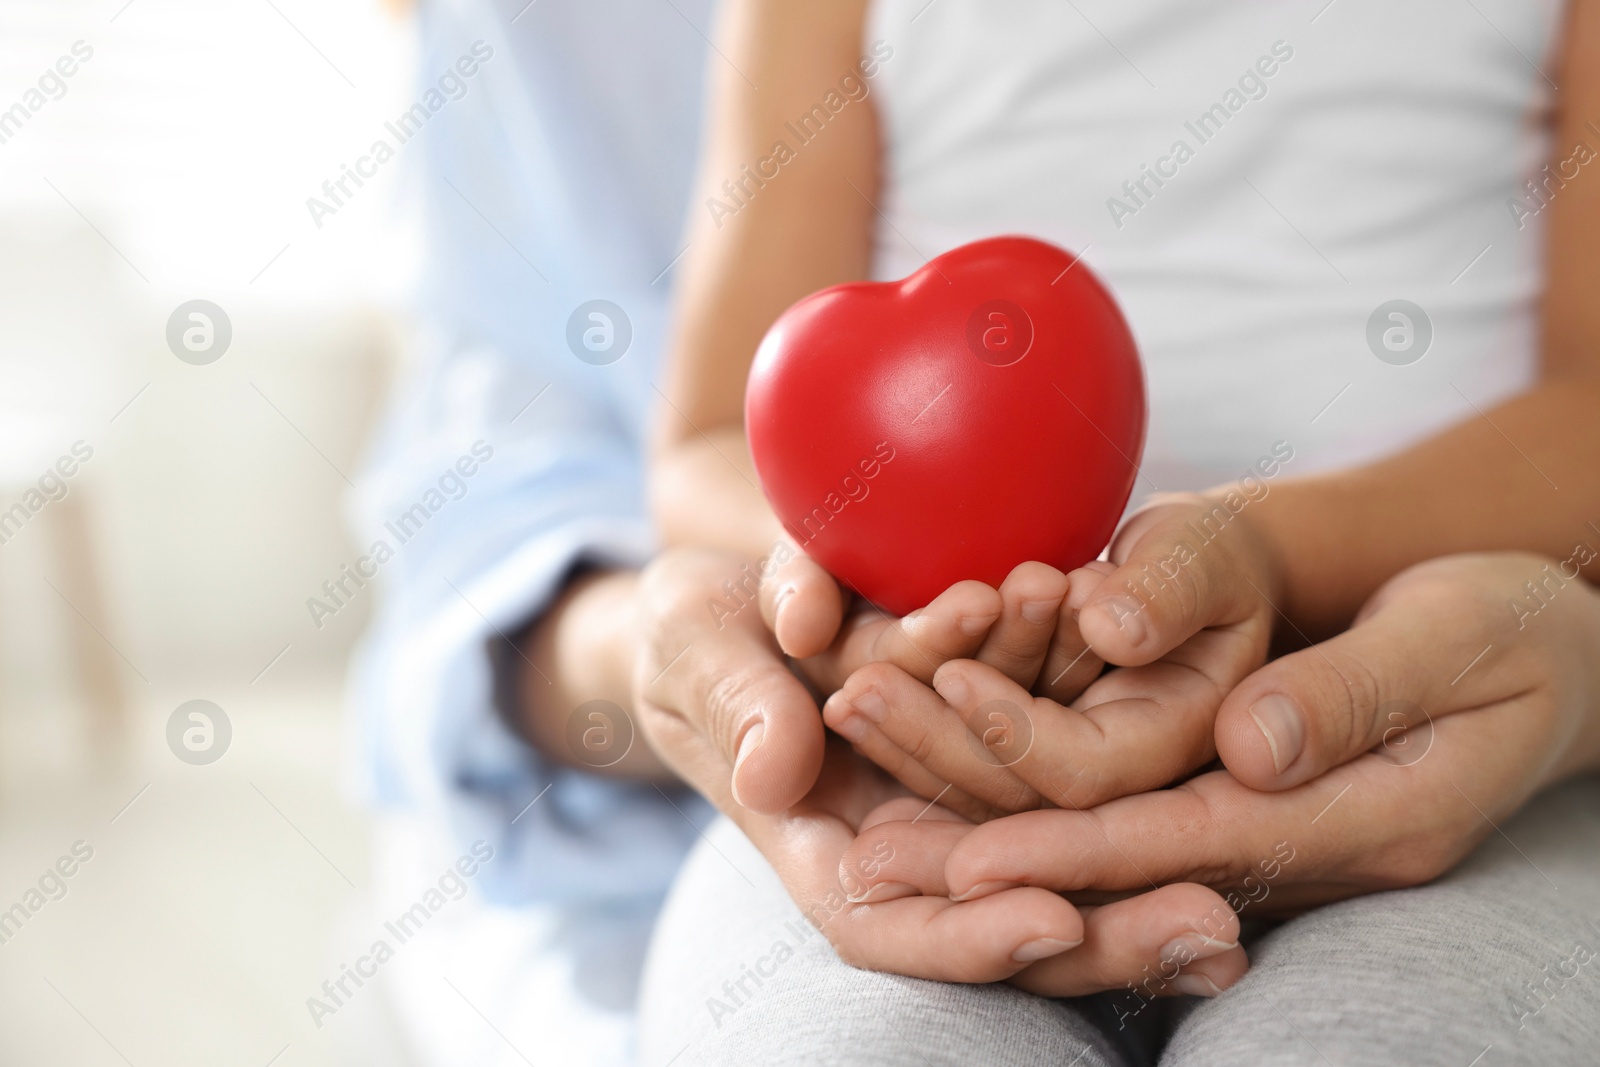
[745, 235, 1146, 616]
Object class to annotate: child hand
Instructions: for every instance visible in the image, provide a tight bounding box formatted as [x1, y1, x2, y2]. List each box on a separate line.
[821, 646, 1230, 822]
[816, 492, 1281, 821]
[798, 560, 1111, 702]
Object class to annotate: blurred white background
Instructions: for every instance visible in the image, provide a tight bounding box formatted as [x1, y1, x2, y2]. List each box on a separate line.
[0, 1, 422, 1063]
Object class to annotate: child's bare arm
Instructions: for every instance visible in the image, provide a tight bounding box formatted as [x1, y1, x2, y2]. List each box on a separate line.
[649, 0, 876, 561]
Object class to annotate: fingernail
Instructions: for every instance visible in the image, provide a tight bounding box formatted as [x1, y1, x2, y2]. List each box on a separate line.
[853, 689, 888, 724]
[1012, 937, 1081, 963]
[1096, 596, 1147, 645]
[933, 669, 970, 706]
[1248, 694, 1305, 775]
[1171, 973, 1224, 997]
[833, 714, 868, 743]
[950, 878, 1017, 902]
[773, 585, 800, 639]
[1020, 599, 1057, 624]
[729, 720, 765, 807]
[1159, 932, 1240, 967]
[847, 881, 916, 904]
[959, 612, 1000, 636]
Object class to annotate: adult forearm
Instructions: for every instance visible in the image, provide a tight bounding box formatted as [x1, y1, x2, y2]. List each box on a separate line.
[1247, 380, 1600, 639]
[518, 568, 675, 782]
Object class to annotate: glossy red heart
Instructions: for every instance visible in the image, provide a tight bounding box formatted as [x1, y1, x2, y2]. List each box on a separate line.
[745, 236, 1146, 616]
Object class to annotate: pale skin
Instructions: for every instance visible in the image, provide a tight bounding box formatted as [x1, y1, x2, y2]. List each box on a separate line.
[512, 0, 1600, 997]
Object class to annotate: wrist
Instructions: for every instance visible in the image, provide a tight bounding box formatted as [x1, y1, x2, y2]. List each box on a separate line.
[1209, 471, 1374, 641]
[1192, 482, 1290, 623]
[521, 568, 670, 780]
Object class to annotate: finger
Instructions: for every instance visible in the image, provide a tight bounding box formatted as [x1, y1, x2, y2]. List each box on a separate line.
[1008, 882, 1245, 998]
[973, 562, 1071, 687]
[1078, 494, 1274, 667]
[842, 817, 964, 898]
[933, 657, 1217, 809]
[1036, 563, 1112, 703]
[757, 540, 844, 659]
[801, 580, 1002, 693]
[857, 795, 971, 832]
[642, 581, 825, 814]
[747, 799, 1079, 979]
[837, 817, 975, 901]
[948, 688, 1544, 914]
[1172, 947, 1252, 998]
[822, 688, 1000, 823]
[830, 662, 1042, 814]
[941, 770, 1302, 900]
[1214, 562, 1513, 790]
[838, 799, 972, 902]
[732, 762, 1085, 983]
[940, 760, 1440, 915]
[835, 888, 1087, 981]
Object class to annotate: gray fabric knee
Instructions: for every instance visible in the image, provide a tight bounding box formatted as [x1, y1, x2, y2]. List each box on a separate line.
[1164, 775, 1600, 1067]
[637, 816, 1128, 1067]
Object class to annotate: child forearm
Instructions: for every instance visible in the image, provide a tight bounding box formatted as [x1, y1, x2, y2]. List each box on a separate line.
[1246, 379, 1600, 640]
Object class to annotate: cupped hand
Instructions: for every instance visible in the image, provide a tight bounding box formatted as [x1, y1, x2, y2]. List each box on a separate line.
[752, 542, 1106, 712]
[811, 492, 1283, 819]
[772, 484, 1279, 695]
[631, 545, 1250, 994]
[839, 552, 1600, 917]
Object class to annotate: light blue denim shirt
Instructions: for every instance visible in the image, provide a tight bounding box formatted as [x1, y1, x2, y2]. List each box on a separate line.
[349, 0, 717, 909]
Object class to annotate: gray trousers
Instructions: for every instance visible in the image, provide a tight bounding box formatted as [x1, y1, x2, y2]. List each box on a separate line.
[637, 776, 1600, 1066]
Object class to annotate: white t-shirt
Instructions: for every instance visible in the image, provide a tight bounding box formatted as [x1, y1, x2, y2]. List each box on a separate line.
[866, 0, 1563, 494]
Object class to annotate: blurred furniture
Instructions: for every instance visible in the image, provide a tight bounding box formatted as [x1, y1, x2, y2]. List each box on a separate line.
[0, 413, 128, 764]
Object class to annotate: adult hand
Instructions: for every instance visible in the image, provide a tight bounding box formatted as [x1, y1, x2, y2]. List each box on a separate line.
[632, 545, 1250, 994]
[800, 560, 1111, 704]
[839, 552, 1600, 917]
